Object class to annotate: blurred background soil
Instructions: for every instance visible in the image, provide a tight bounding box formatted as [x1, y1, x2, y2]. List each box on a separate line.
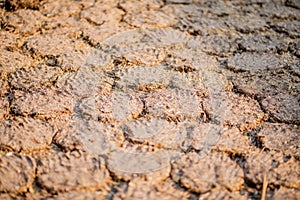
[0, 0, 299, 199]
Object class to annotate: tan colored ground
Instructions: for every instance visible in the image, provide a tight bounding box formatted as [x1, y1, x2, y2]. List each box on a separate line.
[0, 0, 299, 199]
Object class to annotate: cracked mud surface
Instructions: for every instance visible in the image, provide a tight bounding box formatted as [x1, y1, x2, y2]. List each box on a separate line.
[0, 0, 299, 199]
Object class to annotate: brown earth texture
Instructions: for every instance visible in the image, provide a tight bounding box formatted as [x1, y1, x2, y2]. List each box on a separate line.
[0, 0, 300, 199]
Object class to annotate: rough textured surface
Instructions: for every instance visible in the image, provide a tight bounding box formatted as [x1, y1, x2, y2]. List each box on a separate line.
[107, 150, 173, 182]
[95, 91, 144, 122]
[3, 0, 41, 11]
[244, 151, 300, 188]
[8, 65, 62, 90]
[144, 89, 204, 121]
[236, 33, 288, 53]
[273, 187, 300, 200]
[171, 152, 244, 193]
[36, 152, 110, 193]
[0, 117, 55, 152]
[213, 126, 253, 155]
[0, 96, 8, 120]
[229, 68, 300, 100]
[223, 93, 266, 131]
[11, 87, 73, 118]
[0, 153, 36, 193]
[47, 191, 109, 200]
[261, 93, 300, 124]
[113, 179, 189, 200]
[227, 53, 283, 73]
[199, 190, 248, 200]
[0, 0, 299, 199]
[257, 123, 300, 157]
[188, 34, 237, 56]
